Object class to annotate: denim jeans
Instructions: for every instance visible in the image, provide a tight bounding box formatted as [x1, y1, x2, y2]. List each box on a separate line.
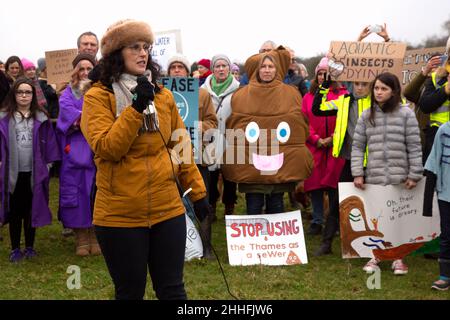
[311, 188, 337, 225]
[245, 193, 285, 215]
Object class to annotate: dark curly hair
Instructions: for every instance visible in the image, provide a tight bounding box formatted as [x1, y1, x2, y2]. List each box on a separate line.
[96, 49, 161, 94]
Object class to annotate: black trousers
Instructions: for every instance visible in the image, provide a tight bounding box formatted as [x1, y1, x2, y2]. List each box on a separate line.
[95, 214, 187, 300]
[322, 159, 353, 245]
[9, 172, 35, 250]
[209, 170, 237, 205]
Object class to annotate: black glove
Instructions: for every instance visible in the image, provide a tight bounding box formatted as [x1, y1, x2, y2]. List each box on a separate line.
[193, 198, 212, 222]
[321, 73, 332, 89]
[131, 76, 155, 113]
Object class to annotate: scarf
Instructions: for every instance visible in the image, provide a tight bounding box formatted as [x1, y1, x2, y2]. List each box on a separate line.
[32, 78, 47, 108]
[211, 74, 233, 97]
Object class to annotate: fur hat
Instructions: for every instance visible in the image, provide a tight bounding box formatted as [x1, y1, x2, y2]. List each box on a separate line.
[72, 53, 96, 68]
[101, 19, 154, 57]
[167, 54, 190, 74]
[211, 54, 231, 70]
[315, 57, 328, 75]
[197, 59, 211, 70]
[21, 58, 35, 71]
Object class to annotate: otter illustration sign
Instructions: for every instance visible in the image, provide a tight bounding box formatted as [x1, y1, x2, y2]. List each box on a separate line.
[328, 41, 407, 82]
[225, 211, 308, 266]
[338, 180, 440, 260]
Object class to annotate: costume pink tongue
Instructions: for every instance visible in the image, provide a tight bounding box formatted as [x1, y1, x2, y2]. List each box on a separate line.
[252, 152, 284, 175]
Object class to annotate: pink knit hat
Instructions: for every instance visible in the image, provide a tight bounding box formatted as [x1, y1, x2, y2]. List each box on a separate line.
[315, 57, 328, 75]
[21, 58, 36, 71]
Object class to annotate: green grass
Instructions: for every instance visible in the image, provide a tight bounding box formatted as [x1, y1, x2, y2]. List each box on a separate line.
[0, 177, 448, 300]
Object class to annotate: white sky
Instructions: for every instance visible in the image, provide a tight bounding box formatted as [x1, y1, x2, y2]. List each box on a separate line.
[1, 0, 449, 67]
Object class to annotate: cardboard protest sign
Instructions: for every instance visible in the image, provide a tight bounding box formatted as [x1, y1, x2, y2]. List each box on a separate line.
[45, 49, 78, 84]
[401, 46, 446, 87]
[185, 214, 203, 261]
[161, 77, 200, 162]
[152, 30, 182, 72]
[328, 41, 407, 82]
[338, 180, 440, 260]
[225, 211, 308, 266]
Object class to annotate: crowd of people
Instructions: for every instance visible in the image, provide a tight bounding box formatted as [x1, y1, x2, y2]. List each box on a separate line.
[0, 19, 449, 299]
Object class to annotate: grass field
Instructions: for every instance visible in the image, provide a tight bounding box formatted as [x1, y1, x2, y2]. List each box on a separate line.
[0, 177, 448, 300]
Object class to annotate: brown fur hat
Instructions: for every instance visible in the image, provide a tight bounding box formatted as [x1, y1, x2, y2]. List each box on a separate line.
[101, 19, 154, 57]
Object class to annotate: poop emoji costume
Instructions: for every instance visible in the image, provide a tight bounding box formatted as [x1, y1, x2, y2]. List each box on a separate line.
[222, 47, 313, 186]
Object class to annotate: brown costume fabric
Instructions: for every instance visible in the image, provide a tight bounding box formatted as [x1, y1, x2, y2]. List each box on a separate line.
[222, 47, 313, 184]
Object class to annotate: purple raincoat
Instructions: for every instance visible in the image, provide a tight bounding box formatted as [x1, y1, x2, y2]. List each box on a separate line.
[0, 111, 61, 227]
[56, 86, 96, 228]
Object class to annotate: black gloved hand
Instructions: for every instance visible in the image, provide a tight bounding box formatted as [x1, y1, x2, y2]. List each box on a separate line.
[131, 76, 155, 113]
[193, 198, 212, 222]
[321, 73, 332, 89]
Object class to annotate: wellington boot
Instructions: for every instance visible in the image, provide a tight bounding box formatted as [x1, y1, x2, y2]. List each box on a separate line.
[88, 227, 102, 256]
[74, 228, 90, 257]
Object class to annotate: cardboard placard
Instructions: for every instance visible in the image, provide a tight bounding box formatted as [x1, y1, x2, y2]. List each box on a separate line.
[328, 41, 407, 82]
[151, 30, 182, 72]
[401, 46, 446, 87]
[45, 49, 78, 84]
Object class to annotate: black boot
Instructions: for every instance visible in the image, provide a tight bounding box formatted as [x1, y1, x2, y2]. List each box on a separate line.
[200, 215, 214, 260]
[314, 241, 332, 256]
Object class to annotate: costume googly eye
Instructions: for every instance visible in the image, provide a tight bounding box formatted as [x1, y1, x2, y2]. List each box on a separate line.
[245, 122, 260, 143]
[276, 122, 290, 143]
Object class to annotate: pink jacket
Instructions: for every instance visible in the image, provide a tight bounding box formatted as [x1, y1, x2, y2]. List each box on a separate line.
[302, 88, 347, 191]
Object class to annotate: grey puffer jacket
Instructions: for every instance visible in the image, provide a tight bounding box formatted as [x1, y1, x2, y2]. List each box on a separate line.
[351, 103, 423, 185]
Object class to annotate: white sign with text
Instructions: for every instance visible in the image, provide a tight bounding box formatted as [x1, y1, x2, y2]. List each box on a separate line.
[225, 211, 308, 266]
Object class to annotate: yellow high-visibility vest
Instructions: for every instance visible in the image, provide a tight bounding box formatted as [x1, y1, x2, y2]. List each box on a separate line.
[319, 89, 371, 162]
[430, 72, 450, 127]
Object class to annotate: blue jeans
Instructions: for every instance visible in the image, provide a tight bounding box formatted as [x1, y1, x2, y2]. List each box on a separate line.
[245, 193, 284, 215]
[310, 188, 337, 225]
[439, 200, 450, 278]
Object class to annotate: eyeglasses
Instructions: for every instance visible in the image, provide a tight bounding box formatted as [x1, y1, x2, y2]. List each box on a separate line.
[16, 90, 33, 96]
[126, 43, 152, 54]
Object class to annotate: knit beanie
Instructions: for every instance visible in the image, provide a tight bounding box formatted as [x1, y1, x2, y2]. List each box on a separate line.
[197, 59, 211, 70]
[167, 54, 190, 74]
[21, 58, 36, 71]
[231, 63, 240, 73]
[315, 57, 329, 75]
[72, 53, 96, 68]
[37, 58, 46, 71]
[101, 19, 154, 57]
[211, 54, 231, 70]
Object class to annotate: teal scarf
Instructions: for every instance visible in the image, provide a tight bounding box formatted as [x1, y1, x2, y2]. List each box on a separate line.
[211, 74, 233, 97]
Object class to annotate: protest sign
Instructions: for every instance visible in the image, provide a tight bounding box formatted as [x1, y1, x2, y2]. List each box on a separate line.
[338, 180, 440, 260]
[328, 41, 407, 82]
[45, 49, 78, 84]
[161, 77, 200, 162]
[225, 211, 307, 266]
[152, 30, 182, 72]
[401, 46, 446, 87]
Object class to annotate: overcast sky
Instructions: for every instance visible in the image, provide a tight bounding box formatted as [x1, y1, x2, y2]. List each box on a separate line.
[1, 0, 449, 67]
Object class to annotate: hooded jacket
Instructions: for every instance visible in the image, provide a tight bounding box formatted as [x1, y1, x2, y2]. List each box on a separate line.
[222, 47, 313, 184]
[81, 83, 206, 228]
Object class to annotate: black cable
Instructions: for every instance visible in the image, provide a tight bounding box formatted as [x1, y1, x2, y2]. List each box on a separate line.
[152, 111, 239, 300]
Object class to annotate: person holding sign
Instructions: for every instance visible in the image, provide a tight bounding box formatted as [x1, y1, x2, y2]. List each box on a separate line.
[202, 54, 240, 217]
[167, 54, 218, 259]
[0, 77, 60, 262]
[56, 53, 99, 257]
[352, 72, 423, 275]
[80, 19, 209, 300]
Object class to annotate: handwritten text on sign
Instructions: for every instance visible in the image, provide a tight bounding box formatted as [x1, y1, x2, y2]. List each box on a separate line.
[401, 47, 446, 87]
[45, 49, 78, 84]
[225, 211, 308, 266]
[328, 41, 407, 82]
